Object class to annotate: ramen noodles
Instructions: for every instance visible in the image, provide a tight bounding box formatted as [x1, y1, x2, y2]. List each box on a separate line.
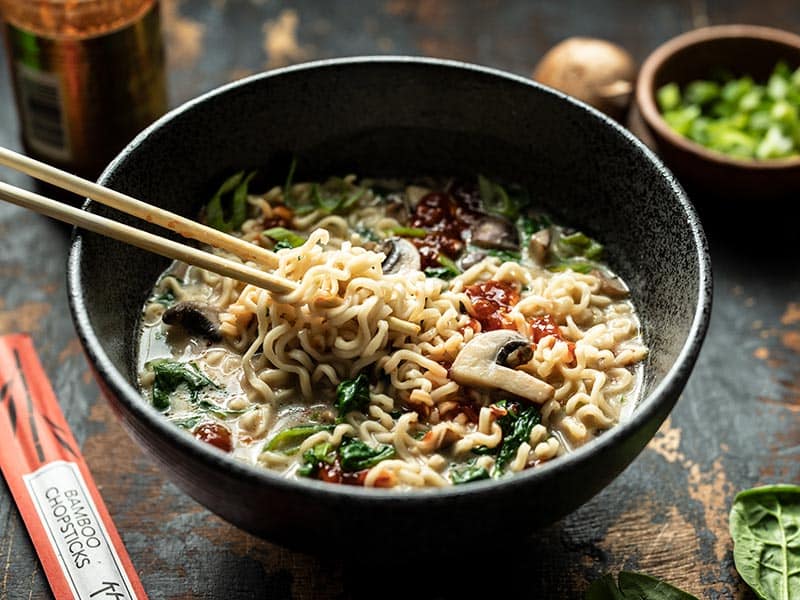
[137, 171, 647, 489]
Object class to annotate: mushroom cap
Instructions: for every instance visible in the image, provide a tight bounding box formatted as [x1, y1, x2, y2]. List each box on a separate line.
[532, 37, 637, 121]
[380, 237, 421, 274]
[451, 330, 554, 404]
[162, 301, 222, 342]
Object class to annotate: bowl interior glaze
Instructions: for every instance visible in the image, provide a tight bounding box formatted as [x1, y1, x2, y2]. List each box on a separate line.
[68, 57, 711, 554]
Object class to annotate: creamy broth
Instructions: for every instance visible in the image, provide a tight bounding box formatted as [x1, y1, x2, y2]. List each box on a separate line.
[137, 174, 646, 488]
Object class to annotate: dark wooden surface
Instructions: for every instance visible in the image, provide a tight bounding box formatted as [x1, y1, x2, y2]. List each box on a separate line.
[1, 1, 799, 598]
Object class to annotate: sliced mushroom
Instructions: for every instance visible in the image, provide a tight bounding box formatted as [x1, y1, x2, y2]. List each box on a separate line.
[459, 249, 487, 270]
[380, 237, 421, 274]
[162, 301, 222, 342]
[528, 228, 551, 266]
[451, 330, 554, 404]
[383, 193, 410, 223]
[470, 215, 520, 251]
[591, 269, 629, 298]
[405, 185, 431, 209]
[417, 423, 463, 452]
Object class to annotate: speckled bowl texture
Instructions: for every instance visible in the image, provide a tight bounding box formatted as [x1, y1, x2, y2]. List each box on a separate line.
[68, 57, 712, 555]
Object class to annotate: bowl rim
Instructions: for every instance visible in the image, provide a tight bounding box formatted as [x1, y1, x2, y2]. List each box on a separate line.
[67, 55, 712, 503]
[636, 24, 800, 170]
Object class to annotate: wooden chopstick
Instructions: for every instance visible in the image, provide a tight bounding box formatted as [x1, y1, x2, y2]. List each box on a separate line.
[0, 180, 297, 295]
[0, 146, 279, 269]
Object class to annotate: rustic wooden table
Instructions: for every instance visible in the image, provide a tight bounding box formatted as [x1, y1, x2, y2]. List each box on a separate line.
[1, 1, 799, 598]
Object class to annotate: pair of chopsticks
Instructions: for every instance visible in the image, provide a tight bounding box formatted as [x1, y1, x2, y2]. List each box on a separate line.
[0, 146, 296, 294]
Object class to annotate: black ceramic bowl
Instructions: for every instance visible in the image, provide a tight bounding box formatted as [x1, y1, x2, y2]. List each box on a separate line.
[68, 57, 711, 555]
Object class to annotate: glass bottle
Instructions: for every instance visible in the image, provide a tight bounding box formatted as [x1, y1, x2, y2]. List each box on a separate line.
[1, 0, 167, 181]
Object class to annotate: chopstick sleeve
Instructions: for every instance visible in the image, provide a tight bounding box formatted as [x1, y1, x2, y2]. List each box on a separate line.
[0, 334, 147, 600]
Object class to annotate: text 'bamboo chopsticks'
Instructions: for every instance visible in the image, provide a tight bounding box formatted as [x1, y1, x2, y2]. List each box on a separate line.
[0, 180, 296, 295]
[0, 146, 279, 269]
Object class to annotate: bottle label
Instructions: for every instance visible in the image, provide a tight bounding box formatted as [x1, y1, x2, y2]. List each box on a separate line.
[15, 62, 71, 162]
[3, 1, 167, 177]
[23, 461, 139, 600]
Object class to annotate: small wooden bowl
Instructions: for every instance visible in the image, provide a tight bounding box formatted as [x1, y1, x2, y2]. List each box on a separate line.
[636, 25, 800, 201]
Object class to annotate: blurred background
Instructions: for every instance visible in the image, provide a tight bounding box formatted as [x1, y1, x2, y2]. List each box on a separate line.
[1, 1, 799, 599]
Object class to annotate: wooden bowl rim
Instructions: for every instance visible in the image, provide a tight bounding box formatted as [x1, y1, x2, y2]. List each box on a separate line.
[636, 24, 800, 170]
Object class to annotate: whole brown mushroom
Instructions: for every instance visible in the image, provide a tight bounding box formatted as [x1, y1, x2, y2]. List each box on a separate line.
[532, 37, 637, 121]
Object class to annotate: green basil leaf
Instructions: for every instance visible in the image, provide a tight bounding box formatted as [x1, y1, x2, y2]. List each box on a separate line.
[586, 572, 697, 600]
[335, 373, 371, 423]
[618, 572, 698, 599]
[337, 437, 395, 471]
[585, 574, 626, 600]
[264, 423, 335, 453]
[730, 484, 800, 600]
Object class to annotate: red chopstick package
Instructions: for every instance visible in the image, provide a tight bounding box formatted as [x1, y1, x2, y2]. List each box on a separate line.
[0, 334, 147, 599]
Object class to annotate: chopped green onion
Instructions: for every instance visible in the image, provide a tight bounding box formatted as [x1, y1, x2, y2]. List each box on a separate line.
[388, 226, 427, 238]
[547, 259, 595, 274]
[283, 156, 297, 204]
[204, 170, 256, 232]
[656, 82, 681, 112]
[657, 62, 800, 160]
[264, 424, 335, 453]
[263, 227, 306, 248]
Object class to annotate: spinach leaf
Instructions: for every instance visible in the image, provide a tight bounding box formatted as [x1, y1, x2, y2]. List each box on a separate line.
[195, 400, 248, 420]
[169, 415, 204, 430]
[335, 373, 371, 423]
[424, 267, 455, 279]
[494, 401, 540, 474]
[470, 400, 541, 476]
[730, 484, 800, 600]
[338, 437, 395, 471]
[153, 289, 175, 307]
[149, 359, 215, 412]
[264, 423, 335, 453]
[263, 227, 306, 248]
[517, 214, 551, 237]
[356, 227, 380, 242]
[297, 441, 336, 477]
[485, 247, 522, 263]
[586, 572, 697, 600]
[424, 253, 461, 280]
[450, 459, 491, 485]
[205, 170, 256, 232]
